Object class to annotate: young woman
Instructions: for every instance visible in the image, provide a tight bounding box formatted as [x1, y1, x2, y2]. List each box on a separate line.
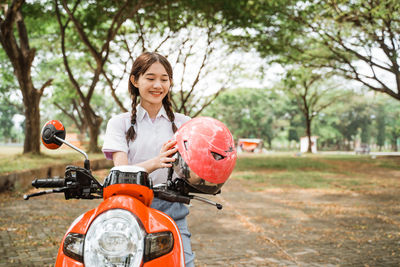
[102, 52, 194, 266]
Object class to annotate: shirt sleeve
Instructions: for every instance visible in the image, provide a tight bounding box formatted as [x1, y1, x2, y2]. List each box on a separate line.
[102, 115, 129, 160]
[175, 113, 191, 128]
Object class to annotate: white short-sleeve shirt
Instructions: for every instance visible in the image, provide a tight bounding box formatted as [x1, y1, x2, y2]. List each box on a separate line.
[102, 104, 191, 185]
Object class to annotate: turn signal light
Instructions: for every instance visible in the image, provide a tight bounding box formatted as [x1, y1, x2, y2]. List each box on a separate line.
[143, 231, 174, 262]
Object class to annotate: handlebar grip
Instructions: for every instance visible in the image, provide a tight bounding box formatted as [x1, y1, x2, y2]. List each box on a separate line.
[32, 178, 65, 188]
[154, 189, 191, 204]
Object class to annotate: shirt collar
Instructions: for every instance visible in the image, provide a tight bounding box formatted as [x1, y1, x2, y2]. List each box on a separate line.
[136, 104, 170, 122]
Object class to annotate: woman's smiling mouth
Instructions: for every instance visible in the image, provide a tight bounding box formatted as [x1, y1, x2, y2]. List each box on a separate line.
[150, 91, 163, 95]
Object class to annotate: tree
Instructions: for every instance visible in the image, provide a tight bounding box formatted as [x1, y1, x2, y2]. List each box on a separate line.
[0, 95, 19, 142]
[386, 109, 400, 151]
[376, 104, 386, 151]
[101, 4, 246, 118]
[284, 97, 304, 147]
[331, 95, 374, 150]
[278, 0, 400, 103]
[223, 0, 400, 106]
[282, 67, 345, 152]
[54, 0, 151, 152]
[0, 0, 53, 154]
[376, 95, 400, 151]
[313, 110, 343, 150]
[54, 0, 240, 151]
[0, 49, 22, 142]
[203, 87, 282, 149]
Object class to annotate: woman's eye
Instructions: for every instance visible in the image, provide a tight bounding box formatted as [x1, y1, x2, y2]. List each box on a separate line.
[162, 80, 169, 82]
[147, 78, 154, 81]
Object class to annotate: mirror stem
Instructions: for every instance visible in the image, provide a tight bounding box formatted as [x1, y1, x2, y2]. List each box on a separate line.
[54, 135, 89, 162]
[84, 159, 90, 170]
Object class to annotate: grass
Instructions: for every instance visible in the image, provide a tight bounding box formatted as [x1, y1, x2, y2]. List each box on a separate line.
[234, 155, 333, 172]
[2, 146, 399, 193]
[233, 153, 400, 192]
[233, 171, 337, 188]
[0, 146, 104, 174]
[374, 157, 400, 170]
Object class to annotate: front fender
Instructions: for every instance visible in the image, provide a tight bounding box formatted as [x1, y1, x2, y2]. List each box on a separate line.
[56, 195, 185, 267]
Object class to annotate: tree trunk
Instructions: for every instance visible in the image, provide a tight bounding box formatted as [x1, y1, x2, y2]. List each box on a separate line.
[391, 143, 396, 152]
[86, 112, 102, 153]
[391, 133, 398, 152]
[23, 89, 41, 154]
[306, 117, 312, 153]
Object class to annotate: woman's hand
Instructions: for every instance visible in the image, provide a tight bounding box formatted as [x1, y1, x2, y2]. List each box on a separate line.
[136, 140, 178, 173]
[157, 139, 178, 168]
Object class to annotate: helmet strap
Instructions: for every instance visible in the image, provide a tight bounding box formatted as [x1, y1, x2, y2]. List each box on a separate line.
[167, 166, 174, 182]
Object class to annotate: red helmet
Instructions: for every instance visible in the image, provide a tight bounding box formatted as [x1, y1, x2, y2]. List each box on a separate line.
[41, 120, 66, 149]
[173, 117, 237, 194]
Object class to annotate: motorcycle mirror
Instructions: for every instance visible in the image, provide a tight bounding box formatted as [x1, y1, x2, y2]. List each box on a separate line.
[41, 120, 66, 150]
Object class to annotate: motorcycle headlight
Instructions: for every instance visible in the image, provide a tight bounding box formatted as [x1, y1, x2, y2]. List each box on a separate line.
[84, 209, 145, 267]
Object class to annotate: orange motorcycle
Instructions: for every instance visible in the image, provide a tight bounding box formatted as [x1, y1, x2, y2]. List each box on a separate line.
[24, 118, 237, 267]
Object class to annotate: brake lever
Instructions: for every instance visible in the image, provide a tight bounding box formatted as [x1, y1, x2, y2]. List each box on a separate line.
[24, 187, 67, 200]
[191, 195, 223, 210]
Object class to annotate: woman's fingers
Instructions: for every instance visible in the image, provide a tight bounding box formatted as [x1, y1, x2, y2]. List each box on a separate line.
[159, 156, 175, 168]
[158, 140, 178, 168]
[161, 146, 178, 157]
[161, 140, 177, 152]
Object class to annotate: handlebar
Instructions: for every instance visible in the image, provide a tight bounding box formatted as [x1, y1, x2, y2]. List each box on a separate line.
[32, 178, 65, 188]
[25, 166, 103, 201]
[26, 169, 221, 209]
[154, 187, 191, 204]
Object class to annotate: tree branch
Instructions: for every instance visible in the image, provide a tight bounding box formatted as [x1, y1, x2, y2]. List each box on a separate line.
[102, 70, 128, 112]
[54, 102, 81, 128]
[182, 27, 215, 110]
[61, 0, 101, 63]
[38, 79, 53, 97]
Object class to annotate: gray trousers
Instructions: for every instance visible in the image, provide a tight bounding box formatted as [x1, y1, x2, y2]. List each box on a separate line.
[151, 198, 195, 267]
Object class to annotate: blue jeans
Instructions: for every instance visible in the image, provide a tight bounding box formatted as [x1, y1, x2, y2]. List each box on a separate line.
[151, 198, 195, 267]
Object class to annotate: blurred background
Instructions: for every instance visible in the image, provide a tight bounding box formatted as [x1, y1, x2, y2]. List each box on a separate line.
[1, 0, 399, 155]
[1, 2, 400, 266]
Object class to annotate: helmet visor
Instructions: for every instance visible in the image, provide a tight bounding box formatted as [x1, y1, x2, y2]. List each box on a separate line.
[173, 152, 224, 194]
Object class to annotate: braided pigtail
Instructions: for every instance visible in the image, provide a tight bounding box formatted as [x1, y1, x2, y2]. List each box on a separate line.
[163, 93, 177, 133]
[126, 95, 138, 142]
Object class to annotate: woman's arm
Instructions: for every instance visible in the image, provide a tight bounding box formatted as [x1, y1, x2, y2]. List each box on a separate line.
[112, 140, 178, 173]
[112, 151, 129, 166]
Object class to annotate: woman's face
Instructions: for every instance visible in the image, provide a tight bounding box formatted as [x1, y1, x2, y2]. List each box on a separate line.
[131, 62, 171, 108]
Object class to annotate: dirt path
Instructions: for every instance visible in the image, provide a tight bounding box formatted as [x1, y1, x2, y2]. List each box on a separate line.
[0, 171, 399, 266]
[191, 178, 400, 266]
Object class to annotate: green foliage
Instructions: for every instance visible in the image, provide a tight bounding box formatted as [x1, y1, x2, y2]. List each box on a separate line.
[374, 95, 400, 151]
[2, 0, 400, 153]
[0, 51, 22, 142]
[223, 0, 400, 105]
[325, 94, 373, 149]
[202, 88, 283, 147]
[222, 0, 299, 56]
[281, 67, 349, 151]
[0, 96, 18, 142]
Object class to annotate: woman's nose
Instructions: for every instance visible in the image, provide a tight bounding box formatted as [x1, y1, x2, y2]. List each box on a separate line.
[153, 81, 162, 88]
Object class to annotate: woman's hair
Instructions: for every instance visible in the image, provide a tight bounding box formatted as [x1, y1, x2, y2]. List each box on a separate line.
[126, 52, 177, 142]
